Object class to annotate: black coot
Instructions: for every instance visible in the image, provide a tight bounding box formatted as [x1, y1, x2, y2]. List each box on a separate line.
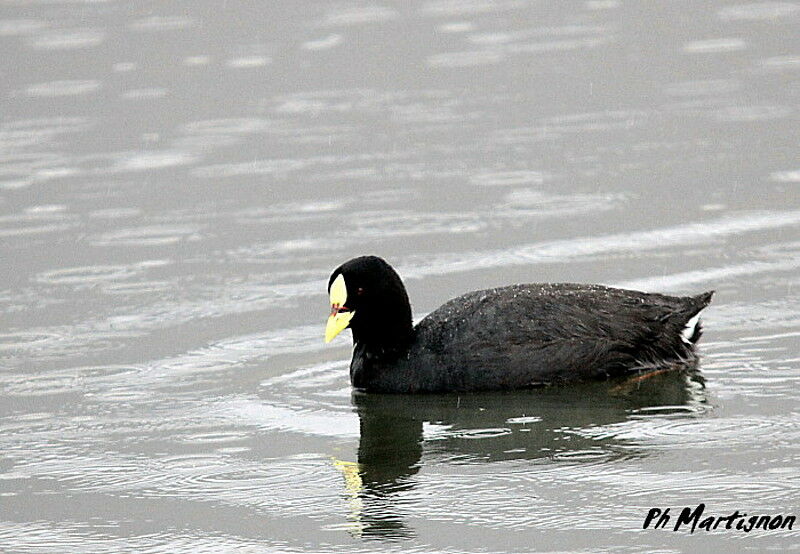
[325, 256, 713, 393]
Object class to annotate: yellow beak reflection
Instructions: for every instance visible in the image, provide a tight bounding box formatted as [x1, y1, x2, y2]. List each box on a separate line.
[325, 274, 355, 343]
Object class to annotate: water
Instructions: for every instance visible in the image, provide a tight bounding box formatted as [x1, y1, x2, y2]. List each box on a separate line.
[1, 1, 799, 551]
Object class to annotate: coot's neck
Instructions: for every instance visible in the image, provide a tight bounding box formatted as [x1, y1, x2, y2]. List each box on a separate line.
[349, 293, 414, 389]
[352, 320, 413, 350]
[350, 337, 413, 390]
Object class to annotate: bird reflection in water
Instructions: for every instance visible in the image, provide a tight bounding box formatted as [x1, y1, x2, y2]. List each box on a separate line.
[332, 368, 707, 540]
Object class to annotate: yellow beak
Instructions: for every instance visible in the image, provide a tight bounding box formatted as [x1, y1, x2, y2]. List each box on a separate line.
[325, 310, 354, 343]
[325, 274, 355, 343]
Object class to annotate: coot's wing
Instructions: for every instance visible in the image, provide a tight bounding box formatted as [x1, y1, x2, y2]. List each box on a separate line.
[413, 284, 711, 388]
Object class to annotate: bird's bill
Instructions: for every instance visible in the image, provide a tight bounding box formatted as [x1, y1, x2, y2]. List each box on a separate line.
[325, 310, 354, 343]
[325, 274, 355, 343]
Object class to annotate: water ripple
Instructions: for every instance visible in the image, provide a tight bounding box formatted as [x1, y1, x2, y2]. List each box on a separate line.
[318, 6, 398, 26]
[93, 225, 202, 246]
[683, 38, 747, 54]
[213, 396, 358, 439]
[129, 16, 193, 32]
[400, 210, 800, 279]
[0, 19, 48, 36]
[615, 258, 800, 291]
[36, 261, 169, 286]
[25, 80, 101, 97]
[718, 2, 800, 21]
[29, 28, 105, 49]
[421, 0, 528, 16]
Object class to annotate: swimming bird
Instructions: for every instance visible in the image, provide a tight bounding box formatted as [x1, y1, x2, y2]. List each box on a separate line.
[325, 256, 713, 393]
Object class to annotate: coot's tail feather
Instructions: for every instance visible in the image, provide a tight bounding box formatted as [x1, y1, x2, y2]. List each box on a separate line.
[683, 290, 714, 345]
[687, 318, 704, 344]
[694, 290, 715, 310]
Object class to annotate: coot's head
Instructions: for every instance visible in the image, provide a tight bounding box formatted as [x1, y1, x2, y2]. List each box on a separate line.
[325, 256, 413, 346]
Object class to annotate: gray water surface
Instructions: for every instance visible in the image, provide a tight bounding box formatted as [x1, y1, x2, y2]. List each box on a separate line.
[1, 1, 799, 552]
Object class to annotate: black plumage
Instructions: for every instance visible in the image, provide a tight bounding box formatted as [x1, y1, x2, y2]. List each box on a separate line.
[327, 256, 713, 393]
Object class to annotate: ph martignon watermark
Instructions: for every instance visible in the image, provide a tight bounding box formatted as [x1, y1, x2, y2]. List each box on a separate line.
[643, 504, 795, 533]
